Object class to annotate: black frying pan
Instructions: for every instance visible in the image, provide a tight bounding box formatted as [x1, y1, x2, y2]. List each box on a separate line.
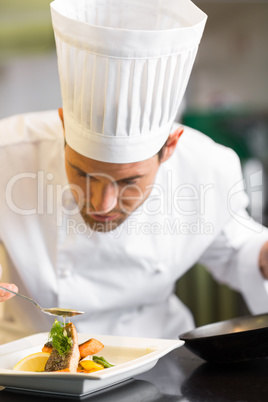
[179, 313, 268, 363]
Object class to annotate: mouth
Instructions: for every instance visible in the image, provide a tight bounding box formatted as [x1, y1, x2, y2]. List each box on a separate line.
[90, 213, 121, 222]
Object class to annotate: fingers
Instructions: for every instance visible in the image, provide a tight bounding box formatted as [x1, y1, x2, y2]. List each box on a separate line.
[0, 283, 19, 302]
[259, 241, 268, 279]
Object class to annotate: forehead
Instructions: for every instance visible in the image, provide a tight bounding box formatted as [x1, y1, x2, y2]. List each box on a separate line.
[65, 145, 158, 177]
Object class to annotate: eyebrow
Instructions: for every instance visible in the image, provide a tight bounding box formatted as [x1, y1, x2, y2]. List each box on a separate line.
[67, 161, 144, 182]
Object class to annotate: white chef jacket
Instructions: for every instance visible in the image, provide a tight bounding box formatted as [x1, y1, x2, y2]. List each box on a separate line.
[0, 110, 268, 341]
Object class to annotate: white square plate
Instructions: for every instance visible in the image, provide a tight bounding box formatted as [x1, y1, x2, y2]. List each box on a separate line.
[0, 333, 184, 397]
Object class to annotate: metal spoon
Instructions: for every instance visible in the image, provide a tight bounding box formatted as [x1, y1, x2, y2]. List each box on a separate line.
[0, 285, 85, 318]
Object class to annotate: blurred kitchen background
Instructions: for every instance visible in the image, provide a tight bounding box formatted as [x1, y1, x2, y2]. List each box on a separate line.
[0, 0, 268, 327]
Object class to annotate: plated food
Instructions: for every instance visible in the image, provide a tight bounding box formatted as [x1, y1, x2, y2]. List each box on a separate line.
[14, 320, 113, 373]
[1, 332, 183, 397]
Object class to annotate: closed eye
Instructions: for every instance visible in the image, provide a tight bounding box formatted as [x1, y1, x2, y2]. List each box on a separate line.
[76, 170, 87, 178]
[117, 175, 144, 185]
[118, 179, 138, 185]
[68, 161, 93, 179]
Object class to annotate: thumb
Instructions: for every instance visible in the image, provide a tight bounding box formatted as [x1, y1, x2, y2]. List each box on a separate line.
[0, 283, 19, 302]
[0, 265, 19, 301]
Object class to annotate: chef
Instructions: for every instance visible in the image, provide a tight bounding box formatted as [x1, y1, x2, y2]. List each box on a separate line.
[1, 0, 268, 341]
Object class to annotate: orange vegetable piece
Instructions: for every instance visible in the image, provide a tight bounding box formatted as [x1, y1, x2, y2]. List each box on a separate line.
[42, 344, 53, 353]
[79, 359, 104, 372]
[79, 338, 104, 359]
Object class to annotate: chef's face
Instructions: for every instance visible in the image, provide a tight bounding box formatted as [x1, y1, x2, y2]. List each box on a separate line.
[65, 145, 162, 232]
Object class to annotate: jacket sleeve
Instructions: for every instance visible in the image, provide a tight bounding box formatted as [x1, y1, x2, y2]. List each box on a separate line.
[198, 212, 268, 315]
[191, 131, 268, 315]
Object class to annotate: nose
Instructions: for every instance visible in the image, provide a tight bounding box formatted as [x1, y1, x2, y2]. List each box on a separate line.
[91, 181, 118, 214]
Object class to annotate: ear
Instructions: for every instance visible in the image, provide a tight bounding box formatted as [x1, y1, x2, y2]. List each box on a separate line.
[58, 108, 65, 130]
[160, 127, 184, 163]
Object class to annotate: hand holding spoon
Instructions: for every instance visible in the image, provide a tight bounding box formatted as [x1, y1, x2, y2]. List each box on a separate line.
[0, 285, 85, 318]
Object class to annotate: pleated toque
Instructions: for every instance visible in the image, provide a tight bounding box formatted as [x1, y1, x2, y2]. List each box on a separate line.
[51, 0, 207, 163]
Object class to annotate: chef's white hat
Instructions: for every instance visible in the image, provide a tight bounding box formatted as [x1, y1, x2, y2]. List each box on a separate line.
[51, 0, 207, 163]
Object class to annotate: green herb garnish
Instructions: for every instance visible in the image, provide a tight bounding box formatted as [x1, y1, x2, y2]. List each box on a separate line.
[48, 319, 73, 356]
[92, 356, 114, 368]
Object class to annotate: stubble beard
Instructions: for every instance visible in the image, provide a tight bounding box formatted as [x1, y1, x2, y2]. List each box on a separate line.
[79, 207, 128, 233]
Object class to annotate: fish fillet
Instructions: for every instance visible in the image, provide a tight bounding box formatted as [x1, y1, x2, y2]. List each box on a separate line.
[44, 322, 80, 373]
